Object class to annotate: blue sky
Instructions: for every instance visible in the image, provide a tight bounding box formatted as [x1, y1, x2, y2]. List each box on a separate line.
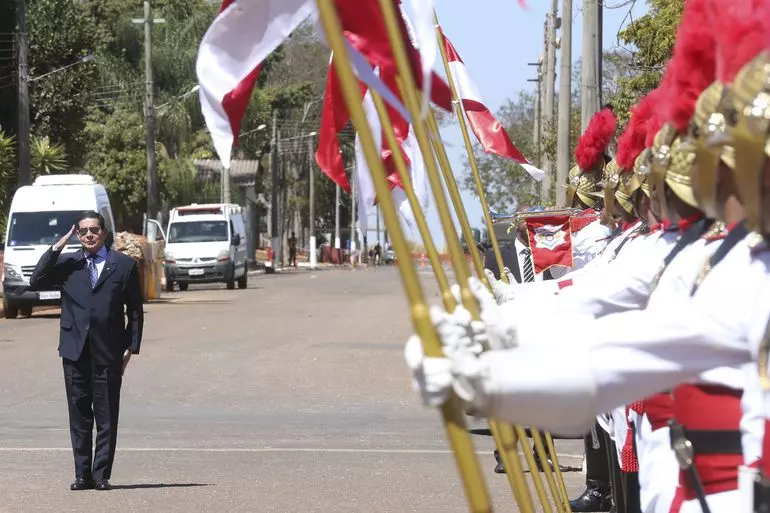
[362, 0, 648, 250]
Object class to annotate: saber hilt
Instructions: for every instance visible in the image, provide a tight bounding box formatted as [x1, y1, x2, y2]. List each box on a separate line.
[669, 420, 712, 513]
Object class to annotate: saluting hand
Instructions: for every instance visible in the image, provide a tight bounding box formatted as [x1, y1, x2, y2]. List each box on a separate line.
[53, 225, 77, 251]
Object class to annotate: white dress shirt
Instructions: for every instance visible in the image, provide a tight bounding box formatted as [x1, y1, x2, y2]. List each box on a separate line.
[87, 246, 109, 279]
[513, 238, 543, 282]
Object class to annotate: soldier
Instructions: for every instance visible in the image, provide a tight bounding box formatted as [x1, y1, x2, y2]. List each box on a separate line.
[403, 3, 770, 513]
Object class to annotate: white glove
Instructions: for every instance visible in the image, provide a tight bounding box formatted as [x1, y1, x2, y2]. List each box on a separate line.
[404, 335, 453, 407]
[484, 268, 518, 305]
[450, 278, 519, 350]
[404, 305, 491, 409]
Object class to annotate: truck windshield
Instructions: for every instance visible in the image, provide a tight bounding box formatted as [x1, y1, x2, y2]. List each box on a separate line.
[7, 211, 82, 247]
[168, 221, 229, 243]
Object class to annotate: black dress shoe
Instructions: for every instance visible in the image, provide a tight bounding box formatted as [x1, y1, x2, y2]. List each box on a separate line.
[568, 486, 612, 512]
[95, 480, 112, 491]
[70, 477, 94, 491]
[493, 450, 506, 473]
[532, 450, 554, 472]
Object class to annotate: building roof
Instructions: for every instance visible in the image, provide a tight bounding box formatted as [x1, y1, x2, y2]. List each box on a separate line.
[193, 159, 262, 186]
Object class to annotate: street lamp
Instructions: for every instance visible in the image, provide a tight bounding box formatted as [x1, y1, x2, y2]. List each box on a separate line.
[29, 54, 95, 83]
[239, 124, 267, 138]
[156, 84, 200, 110]
[280, 131, 317, 142]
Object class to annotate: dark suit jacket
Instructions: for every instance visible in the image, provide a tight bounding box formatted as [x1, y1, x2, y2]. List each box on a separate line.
[484, 242, 553, 283]
[30, 246, 144, 367]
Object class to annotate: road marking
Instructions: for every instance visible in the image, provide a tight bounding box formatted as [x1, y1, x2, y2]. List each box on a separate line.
[0, 447, 583, 458]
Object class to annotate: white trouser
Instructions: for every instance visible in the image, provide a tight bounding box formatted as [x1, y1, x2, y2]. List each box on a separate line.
[673, 489, 739, 513]
[738, 465, 758, 513]
[637, 420, 678, 513]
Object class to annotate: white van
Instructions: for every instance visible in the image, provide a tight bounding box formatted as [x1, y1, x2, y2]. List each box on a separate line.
[2, 174, 116, 318]
[163, 203, 248, 291]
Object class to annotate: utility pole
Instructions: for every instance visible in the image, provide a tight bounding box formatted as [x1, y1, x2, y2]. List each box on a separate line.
[527, 61, 543, 199]
[334, 184, 341, 264]
[581, 0, 600, 130]
[541, 0, 558, 204]
[556, 0, 572, 207]
[376, 205, 381, 247]
[132, 2, 165, 221]
[597, 0, 604, 107]
[350, 166, 356, 266]
[15, 0, 30, 187]
[277, 130, 284, 266]
[307, 137, 317, 268]
[269, 110, 279, 268]
[527, 60, 543, 166]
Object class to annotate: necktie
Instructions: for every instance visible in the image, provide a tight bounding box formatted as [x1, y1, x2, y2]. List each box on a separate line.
[520, 248, 535, 283]
[87, 255, 98, 289]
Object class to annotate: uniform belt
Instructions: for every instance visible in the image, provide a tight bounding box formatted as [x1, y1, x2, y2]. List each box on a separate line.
[684, 429, 743, 455]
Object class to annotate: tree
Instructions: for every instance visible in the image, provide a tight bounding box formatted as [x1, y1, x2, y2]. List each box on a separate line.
[611, 0, 684, 125]
[82, 108, 158, 230]
[30, 136, 67, 177]
[27, 0, 99, 167]
[460, 91, 541, 212]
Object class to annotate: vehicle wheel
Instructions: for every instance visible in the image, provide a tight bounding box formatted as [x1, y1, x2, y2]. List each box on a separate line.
[166, 280, 175, 292]
[237, 272, 248, 289]
[178, 282, 189, 291]
[20, 305, 33, 317]
[3, 298, 18, 319]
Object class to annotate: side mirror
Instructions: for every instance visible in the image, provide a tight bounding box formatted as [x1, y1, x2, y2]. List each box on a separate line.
[232, 234, 241, 246]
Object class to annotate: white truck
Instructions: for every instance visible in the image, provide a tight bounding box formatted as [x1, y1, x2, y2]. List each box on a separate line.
[2, 174, 116, 318]
[163, 203, 248, 291]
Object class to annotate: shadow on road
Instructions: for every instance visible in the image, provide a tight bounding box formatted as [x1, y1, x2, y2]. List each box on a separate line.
[111, 483, 211, 490]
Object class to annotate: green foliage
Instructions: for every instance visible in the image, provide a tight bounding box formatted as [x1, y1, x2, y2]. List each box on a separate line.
[82, 108, 156, 228]
[0, 129, 16, 238]
[30, 136, 67, 178]
[162, 157, 220, 207]
[611, 0, 684, 125]
[27, 0, 99, 167]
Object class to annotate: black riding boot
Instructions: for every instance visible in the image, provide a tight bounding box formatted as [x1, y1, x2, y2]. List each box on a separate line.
[570, 423, 613, 512]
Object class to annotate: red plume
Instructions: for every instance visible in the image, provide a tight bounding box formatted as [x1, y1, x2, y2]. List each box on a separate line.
[708, 0, 766, 83]
[616, 88, 664, 171]
[661, 0, 717, 132]
[575, 107, 617, 171]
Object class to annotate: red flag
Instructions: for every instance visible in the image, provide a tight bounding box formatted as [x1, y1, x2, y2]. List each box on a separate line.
[439, 28, 544, 181]
[196, 0, 314, 168]
[526, 215, 573, 273]
[334, 0, 453, 111]
[315, 63, 362, 193]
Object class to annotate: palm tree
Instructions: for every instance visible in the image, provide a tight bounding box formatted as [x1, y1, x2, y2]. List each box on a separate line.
[30, 136, 67, 178]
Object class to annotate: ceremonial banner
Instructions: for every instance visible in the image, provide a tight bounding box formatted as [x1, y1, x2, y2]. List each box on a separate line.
[197, 0, 315, 168]
[439, 28, 544, 181]
[526, 215, 573, 273]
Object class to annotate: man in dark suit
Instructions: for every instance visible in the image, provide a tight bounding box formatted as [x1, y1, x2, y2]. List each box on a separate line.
[30, 211, 143, 491]
[483, 214, 555, 475]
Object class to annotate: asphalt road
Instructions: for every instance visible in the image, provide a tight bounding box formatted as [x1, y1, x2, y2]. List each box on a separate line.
[0, 266, 585, 512]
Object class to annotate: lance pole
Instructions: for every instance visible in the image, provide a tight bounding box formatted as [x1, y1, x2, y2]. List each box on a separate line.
[432, 19, 507, 284]
[429, 17, 561, 513]
[423, 109, 487, 284]
[369, 91, 454, 308]
[375, 0, 536, 511]
[314, 2, 493, 511]
[433, 13, 570, 513]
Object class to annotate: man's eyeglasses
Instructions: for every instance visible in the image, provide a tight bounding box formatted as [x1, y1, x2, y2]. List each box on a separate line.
[77, 227, 102, 237]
